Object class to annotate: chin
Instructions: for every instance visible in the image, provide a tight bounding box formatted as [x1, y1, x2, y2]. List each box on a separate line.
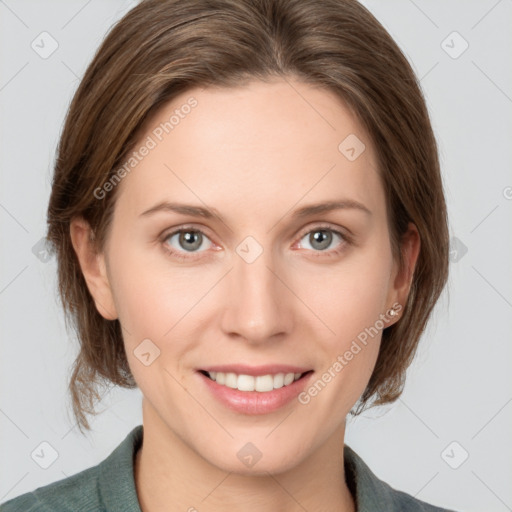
[201, 439, 308, 477]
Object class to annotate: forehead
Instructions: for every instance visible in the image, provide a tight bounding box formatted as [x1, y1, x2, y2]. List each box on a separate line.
[113, 79, 384, 222]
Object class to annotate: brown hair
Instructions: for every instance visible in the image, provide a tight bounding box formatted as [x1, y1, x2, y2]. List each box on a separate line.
[46, 0, 449, 433]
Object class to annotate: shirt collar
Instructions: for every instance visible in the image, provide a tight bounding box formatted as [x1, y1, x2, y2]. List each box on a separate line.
[98, 425, 144, 512]
[344, 444, 397, 511]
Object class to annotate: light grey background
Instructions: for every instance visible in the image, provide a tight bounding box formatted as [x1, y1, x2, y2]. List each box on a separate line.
[1, 1, 511, 510]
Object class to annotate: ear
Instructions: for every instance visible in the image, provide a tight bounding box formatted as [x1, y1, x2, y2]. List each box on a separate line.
[387, 222, 421, 321]
[69, 217, 118, 320]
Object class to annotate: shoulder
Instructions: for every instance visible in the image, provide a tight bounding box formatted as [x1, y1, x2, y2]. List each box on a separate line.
[0, 464, 102, 512]
[0, 425, 144, 512]
[377, 483, 457, 512]
[344, 444, 460, 512]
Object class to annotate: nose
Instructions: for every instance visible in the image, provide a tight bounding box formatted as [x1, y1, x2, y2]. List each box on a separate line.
[220, 244, 293, 345]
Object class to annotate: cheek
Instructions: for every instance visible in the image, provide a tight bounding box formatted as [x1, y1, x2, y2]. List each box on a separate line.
[108, 240, 204, 334]
[108, 251, 195, 392]
[306, 244, 394, 343]
[295, 240, 393, 404]
[106, 241, 223, 381]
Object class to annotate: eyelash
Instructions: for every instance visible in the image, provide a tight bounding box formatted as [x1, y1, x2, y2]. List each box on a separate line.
[160, 223, 352, 261]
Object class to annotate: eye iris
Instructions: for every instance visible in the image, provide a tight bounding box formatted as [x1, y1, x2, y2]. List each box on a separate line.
[179, 231, 202, 251]
[310, 230, 332, 250]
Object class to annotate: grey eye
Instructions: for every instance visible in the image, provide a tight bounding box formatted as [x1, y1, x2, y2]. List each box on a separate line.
[166, 230, 211, 252]
[300, 229, 342, 251]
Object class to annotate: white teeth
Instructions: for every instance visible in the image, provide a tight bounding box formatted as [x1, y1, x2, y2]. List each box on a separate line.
[206, 371, 303, 392]
[273, 373, 284, 389]
[225, 372, 238, 389]
[255, 374, 274, 392]
[238, 374, 256, 391]
[283, 373, 295, 386]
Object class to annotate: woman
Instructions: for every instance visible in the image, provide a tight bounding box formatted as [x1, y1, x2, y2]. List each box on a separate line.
[1, 0, 457, 510]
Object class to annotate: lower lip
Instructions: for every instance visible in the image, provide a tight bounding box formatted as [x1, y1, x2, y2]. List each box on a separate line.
[198, 371, 313, 415]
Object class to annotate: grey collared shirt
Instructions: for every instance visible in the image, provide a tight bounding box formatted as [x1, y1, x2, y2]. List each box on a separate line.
[0, 425, 458, 511]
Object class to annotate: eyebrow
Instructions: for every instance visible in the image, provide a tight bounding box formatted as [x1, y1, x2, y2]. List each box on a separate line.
[139, 199, 371, 221]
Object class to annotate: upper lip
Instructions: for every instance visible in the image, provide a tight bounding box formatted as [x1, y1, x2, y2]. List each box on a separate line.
[199, 364, 312, 377]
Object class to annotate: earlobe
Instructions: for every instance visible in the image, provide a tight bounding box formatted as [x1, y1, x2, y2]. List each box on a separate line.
[69, 217, 118, 321]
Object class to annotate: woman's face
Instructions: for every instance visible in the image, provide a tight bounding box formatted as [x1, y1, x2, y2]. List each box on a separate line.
[82, 78, 414, 474]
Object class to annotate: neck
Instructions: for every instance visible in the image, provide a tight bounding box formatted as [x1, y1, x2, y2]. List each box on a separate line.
[134, 401, 356, 512]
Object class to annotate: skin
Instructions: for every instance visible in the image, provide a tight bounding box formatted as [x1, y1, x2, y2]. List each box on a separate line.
[70, 78, 420, 512]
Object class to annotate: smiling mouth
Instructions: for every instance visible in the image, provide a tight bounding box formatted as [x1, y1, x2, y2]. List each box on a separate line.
[199, 370, 313, 392]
